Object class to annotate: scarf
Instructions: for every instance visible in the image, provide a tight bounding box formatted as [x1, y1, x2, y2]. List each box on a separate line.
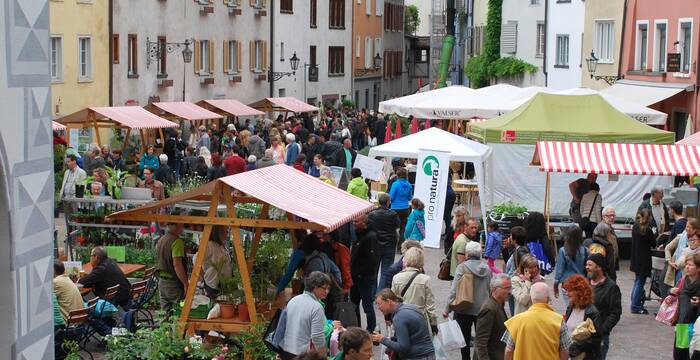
[674, 231, 690, 262]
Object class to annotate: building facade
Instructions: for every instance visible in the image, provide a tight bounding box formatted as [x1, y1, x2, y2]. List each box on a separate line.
[404, 0, 430, 37]
[381, 0, 406, 101]
[618, 0, 699, 139]
[1, 0, 55, 358]
[50, 0, 110, 143]
[499, 0, 545, 87]
[272, 0, 352, 106]
[580, 0, 625, 90]
[112, 1, 270, 107]
[545, 0, 585, 89]
[353, 0, 384, 111]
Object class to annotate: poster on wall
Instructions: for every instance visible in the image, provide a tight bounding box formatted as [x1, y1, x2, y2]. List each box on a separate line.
[414, 149, 451, 249]
[69, 128, 93, 153]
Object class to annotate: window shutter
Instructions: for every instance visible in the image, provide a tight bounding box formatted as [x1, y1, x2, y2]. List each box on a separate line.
[250, 0, 255, 6]
[209, 39, 215, 73]
[236, 41, 242, 72]
[223, 40, 230, 73]
[263, 40, 269, 69]
[194, 40, 201, 74]
[249, 41, 255, 71]
[500, 22, 517, 54]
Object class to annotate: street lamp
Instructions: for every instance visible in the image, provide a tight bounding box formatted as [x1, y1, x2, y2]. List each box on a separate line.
[269, 52, 300, 82]
[146, 38, 193, 100]
[585, 50, 622, 86]
[355, 53, 382, 76]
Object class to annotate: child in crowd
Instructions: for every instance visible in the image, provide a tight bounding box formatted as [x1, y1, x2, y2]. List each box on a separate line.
[485, 221, 503, 273]
[404, 198, 426, 241]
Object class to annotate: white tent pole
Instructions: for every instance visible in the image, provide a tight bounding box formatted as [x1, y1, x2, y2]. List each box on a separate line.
[474, 159, 489, 240]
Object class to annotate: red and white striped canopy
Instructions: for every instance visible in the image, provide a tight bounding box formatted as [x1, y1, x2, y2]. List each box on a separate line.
[219, 164, 374, 231]
[534, 141, 700, 176]
[52, 121, 66, 131]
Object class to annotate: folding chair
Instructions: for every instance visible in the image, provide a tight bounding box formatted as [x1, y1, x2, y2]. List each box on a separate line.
[126, 279, 155, 328]
[87, 285, 120, 340]
[58, 304, 96, 360]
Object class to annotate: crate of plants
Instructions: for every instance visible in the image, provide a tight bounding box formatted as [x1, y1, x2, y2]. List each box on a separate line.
[488, 202, 528, 235]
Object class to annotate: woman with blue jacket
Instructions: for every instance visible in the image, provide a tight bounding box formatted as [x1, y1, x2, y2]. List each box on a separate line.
[390, 168, 413, 244]
[139, 145, 160, 176]
[553, 226, 589, 307]
[404, 198, 426, 241]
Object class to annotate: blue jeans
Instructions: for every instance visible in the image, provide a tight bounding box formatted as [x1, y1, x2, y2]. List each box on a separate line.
[350, 274, 377, 332]
[631, 274, 648, 312]
[377, 246, 396, 290]
[601, 334, 610, 359]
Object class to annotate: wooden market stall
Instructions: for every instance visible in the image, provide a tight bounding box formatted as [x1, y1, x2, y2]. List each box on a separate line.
[52, 121, 67, 132]
[196, 99, 265, 126]
[248, 97, 319, 121]
[145, 101, 223, 135]
[106, 165, 374, 338]
[54, 106, 178, 152]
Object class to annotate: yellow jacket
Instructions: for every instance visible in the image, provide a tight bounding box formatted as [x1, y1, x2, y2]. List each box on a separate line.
[504, 302, 563, 360]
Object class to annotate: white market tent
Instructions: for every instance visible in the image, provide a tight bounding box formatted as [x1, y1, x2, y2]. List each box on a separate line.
[368, 127, 493, 239]
[379, 84, 668, 125]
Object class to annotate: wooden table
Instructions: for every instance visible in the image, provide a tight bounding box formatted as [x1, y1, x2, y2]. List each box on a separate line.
[453, 179, 479, 215]
[79, 263, 146, 295]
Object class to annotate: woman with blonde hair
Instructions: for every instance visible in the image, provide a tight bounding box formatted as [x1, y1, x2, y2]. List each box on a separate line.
[269, 134, 286, 164]
[239, 129, 251, 158]
[390, 247, 437, 330]
[198, 146, 212, 167]
[511, 254, 543, 314]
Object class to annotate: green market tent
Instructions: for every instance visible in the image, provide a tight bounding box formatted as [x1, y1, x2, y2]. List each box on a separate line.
[468, 93, 674, 145]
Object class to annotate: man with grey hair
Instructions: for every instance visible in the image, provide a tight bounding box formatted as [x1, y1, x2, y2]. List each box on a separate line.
[281, 271, 334, 359]
[475, 273, 511, 360]
[257, 148, 277, 168]
[445, 241, 492, 359]
[502, 282, 571, 360]
[639, 185, 669, 236]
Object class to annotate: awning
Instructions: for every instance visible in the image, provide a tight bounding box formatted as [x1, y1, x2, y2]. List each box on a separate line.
[248, 97, 319, 113]
[678, 131, 700, 146]
[150, 101, 223, 121]
[198, 99, 264, 117]
[533, 141, 700, 176]
[52, 121, 66, 131]
[219, 164, 373, 230]
[600, 80, 692, 106]
[55, 107, 178, 129]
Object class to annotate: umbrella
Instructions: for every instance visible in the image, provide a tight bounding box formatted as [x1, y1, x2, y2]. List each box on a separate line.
[384, 123, 392, 144]
[410, 117, 419, 134]
[395, 118, 403, 139]
[424, 119, 431, 130]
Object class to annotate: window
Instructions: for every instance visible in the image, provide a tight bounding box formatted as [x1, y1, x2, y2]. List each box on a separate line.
[310, 45, 317, 66]
[595, 21, 614, 63]
[128, 34, 138, 76]
[328, 46, 344, 75]
[364, 36, 372, 68]
[501, 21, 517, 54]
[199, 40, 210, 73]
[374, 37, 382, 60]
[112, 34, 119, 64]
[78, 36, 92, 81]
[329, 0, 345, 28]
[365, 0, 370, 15]
[418, 49, 427, 63]
[536, 23, 545, 57]
[224, 40, 241, 73]
[281, 0, 292, 13]
[249, 40, 268, 72]
[654, 21, 667, 72]
[50, 36, 62, 82]
[680, 20, 692, 73]
[158, 36, 167, 76]
[310, 0, 317, 27]
[355, 36, 360, 58]
[636, 21, 648, 70]
[280, 42, 285, 61]
[555, 34, 569, 67]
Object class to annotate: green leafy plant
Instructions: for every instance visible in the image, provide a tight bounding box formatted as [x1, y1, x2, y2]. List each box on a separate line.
[490, 201, 528, 216]
[341, 98, 355, 109]
[104, 167, 129, 199]
[166, 177, 207, 197]
[61, 340, 82, 360]
[489, 57, 538, 78]
[404, 4, 421, 35]
[237, 319, 276, 360]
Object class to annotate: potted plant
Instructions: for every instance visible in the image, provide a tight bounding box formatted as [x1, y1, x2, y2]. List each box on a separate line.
[488, 201, 528, 230]
[104, 167, 128, 199]
[212, 259, 243, 320]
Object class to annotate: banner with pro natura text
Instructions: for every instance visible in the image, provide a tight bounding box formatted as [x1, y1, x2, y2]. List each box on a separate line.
[414, 149, 451, 248]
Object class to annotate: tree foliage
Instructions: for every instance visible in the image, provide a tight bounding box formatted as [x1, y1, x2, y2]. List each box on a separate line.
[404, 5, 420, 35]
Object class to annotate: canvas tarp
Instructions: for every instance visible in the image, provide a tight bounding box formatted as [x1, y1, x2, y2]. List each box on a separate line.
[468, 93, 675, 144]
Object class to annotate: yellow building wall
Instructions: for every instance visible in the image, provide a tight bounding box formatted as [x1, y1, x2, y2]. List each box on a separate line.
[581, 0, 625, 90]
[50, 0, 111, 146]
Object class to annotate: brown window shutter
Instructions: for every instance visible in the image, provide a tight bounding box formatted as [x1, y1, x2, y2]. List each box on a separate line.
[263, 41, 269, 70]
[237, 41, 242, 72]
[249, 41, 255, 71]
[194, 40, 201, 74]
[209, 39, 215, 73]
[223, 40, 230, 73]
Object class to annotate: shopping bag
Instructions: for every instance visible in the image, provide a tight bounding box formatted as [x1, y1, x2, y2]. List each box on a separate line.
[433, 336, 448, 360]
[438, 320, 466, 352]
[656, 295, 679, 326]
[527, 241, 553, 274]
[676, 323, 694, 349]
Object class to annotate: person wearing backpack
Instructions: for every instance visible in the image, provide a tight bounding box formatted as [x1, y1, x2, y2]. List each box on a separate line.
[444, 241, 492, 359]
[553, 226, 589, 308]
[404, 198, 426, 241]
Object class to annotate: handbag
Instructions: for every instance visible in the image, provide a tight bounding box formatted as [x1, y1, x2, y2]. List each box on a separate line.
[438, 249, 453, 281]
[527, 241, 554, 275]
[333, 297, 359, 327]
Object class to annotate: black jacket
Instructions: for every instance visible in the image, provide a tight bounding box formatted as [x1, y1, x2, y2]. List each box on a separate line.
[678, 277, 700, 324]
[321, 141, 342, 164]
[350, 228, 379, 279]
[78, 258, 131, 308]
[368, 206, 401, 249]
[565, 304, 603, 360]
[592, 277, 621, 336]
[154, 164, 175, 186]
[334, 147, 357, 169]
[374, 119, 387, 143]
[589, 235, 618, 281]
[630, 224, 654, 277]
[638, 199, 669, 234]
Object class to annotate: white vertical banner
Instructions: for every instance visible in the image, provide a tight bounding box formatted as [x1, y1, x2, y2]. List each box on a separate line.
[414, 149, 451, 249]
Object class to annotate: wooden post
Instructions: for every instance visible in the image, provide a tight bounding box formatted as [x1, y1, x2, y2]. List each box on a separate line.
[177, 183, 222, 336]
[139, 129, 147, 153]
[158, 128, 165, 147]
[91, 111, 102, 146]
[232, 223, 259, 324]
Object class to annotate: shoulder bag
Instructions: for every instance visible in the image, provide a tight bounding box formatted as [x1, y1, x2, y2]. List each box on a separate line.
[400, 271, 421, 297]
[438, 249, 453, 281]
